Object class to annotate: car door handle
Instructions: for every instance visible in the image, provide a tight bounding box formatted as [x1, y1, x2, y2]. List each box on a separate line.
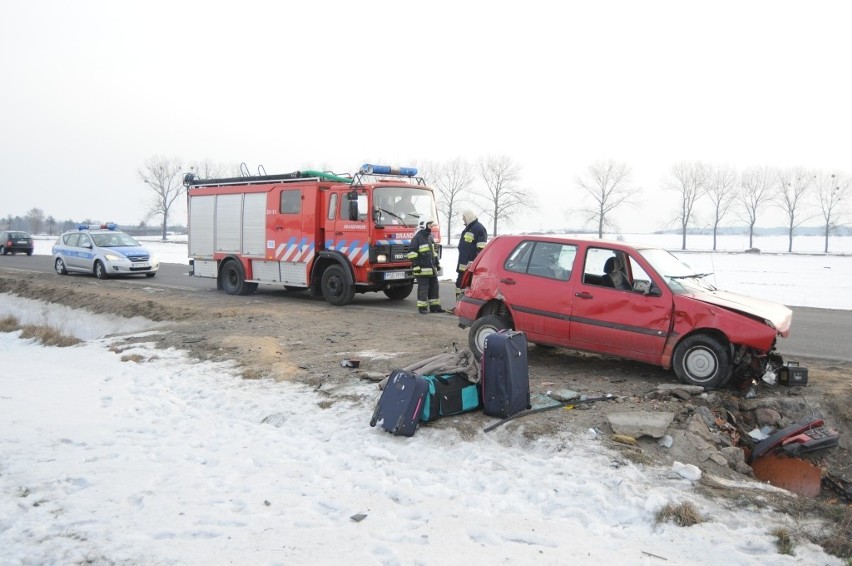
[575, 291, 594, 299]
[500, 277, 516, 285]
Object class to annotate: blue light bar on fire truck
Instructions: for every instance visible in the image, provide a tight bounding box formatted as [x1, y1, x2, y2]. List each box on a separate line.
[359, 164, 418, 177]
[77, 223, 118, 231]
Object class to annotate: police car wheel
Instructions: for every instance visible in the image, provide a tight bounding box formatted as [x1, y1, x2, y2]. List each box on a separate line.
[94, 261, 109, 280]
[54, 257, 68, 275]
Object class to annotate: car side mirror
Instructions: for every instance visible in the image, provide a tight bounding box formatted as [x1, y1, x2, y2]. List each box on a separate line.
[633, 280, 661, 296]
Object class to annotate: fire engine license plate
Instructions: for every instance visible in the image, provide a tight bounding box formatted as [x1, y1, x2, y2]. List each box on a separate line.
[384, 271, 406, 280]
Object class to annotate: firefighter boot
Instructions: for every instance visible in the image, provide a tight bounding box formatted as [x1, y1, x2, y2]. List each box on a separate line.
[419, 307, 428, 314]
[430, 305, 445, 313]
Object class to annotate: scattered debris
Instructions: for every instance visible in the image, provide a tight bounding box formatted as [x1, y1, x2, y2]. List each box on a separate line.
[672, 461, 702, 481]
[751, 454, 822, 497]
[350, 513, 367, 522]
[607, 411, 674, 439]
[612, 434, 637, 446]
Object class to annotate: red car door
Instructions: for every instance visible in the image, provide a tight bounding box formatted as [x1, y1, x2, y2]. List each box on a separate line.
[499, 240, 576, 345]
[570, 246, 672, 365]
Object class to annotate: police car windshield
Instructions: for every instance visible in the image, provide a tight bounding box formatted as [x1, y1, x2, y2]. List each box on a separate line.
[91, 232, 140, 247]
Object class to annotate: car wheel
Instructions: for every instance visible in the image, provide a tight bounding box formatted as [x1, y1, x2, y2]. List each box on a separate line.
[383, 283, 413, 301]
[94, 260, 109, 279]
[26, 250, 33, 256]
[672, 334, 732, 389]
[54, 257, 68, 275]
[321, 264, 355, 306]
[468, 314, 511, 360]
[219, 259, 256, 295]
[0, 246, 6, 255]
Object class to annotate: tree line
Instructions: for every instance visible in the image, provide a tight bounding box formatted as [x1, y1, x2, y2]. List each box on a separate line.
[6, 156, 848, 253]
[423, 158, 849, 254]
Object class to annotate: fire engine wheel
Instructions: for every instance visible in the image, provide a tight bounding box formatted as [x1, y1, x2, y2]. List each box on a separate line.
[94, 260, 109, 280]
[469, 314, 511, 361]
[54, 257, 68, 275]
[383, 283, 414, 301]
[672, 334, 732, 389]
[321, 265, 355, 306]
[220, 260, 257, 296]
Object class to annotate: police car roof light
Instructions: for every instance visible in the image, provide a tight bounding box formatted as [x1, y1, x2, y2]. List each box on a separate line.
[77, 223, 118, 231]
[359, 164, 418, 177]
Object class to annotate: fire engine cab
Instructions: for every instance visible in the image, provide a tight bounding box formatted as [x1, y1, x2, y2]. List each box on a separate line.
[185, 164, 441, 306]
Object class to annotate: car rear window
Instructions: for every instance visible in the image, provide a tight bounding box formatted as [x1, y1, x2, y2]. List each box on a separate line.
[504, 240, 575, 281]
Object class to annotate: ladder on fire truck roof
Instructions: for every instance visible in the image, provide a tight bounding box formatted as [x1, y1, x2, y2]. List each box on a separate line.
[182, 163, 425, 189]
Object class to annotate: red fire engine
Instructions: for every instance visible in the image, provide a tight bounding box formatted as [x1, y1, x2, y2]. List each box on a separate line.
[185, 164, 441, 306]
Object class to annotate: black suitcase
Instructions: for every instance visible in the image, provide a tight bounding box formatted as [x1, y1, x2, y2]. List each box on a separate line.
[370, 369, 429, 436]
[481, 330, 531, 418]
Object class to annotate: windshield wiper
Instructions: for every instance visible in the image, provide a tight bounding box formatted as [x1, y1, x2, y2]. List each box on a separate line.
[376, 208, 413, 227]
[668, 272, 713, 280]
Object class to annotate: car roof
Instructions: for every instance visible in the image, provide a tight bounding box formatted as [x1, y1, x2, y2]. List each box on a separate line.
[493, 233, 661, 252]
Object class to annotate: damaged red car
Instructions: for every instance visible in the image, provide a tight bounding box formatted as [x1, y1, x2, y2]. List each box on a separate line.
[455, 235, 792, 389]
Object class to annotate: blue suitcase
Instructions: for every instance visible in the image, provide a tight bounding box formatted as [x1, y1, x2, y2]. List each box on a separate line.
[370, 369, 428, 436]
[481, 330, 530, 418]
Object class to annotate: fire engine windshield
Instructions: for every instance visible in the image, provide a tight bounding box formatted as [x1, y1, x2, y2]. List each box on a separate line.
[373, 187, 437, 227]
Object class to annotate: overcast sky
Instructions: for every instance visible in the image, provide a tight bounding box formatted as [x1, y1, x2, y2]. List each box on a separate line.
[2, 1, 849, 233]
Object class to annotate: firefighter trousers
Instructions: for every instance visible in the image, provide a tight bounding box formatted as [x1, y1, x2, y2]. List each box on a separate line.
[416, 276, 441, 312]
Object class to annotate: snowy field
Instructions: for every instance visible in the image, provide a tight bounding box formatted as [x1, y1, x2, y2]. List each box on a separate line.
[0, 233, 848, 564]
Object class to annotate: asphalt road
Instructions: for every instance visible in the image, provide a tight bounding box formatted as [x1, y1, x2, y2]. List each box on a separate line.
[1, 254, 849, 363]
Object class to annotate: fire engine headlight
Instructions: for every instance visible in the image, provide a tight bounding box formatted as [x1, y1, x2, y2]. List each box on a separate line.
[376, 254, 388, 263]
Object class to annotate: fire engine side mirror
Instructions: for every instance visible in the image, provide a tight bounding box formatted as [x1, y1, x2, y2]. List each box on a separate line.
[347, 190, 359, 221]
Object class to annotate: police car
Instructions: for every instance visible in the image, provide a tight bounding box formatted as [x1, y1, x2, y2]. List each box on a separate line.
[52, 224, 160, 279]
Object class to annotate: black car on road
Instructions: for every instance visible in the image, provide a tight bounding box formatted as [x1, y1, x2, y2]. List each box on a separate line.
[0, 231, 34, 256]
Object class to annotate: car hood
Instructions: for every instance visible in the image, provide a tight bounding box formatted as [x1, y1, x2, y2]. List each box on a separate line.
[687, 289, 792, 337]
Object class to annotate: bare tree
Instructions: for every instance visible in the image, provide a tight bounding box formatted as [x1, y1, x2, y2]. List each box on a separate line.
[478, 155, 529, 236]
[138, 156, 186, 241]
[188, 159, 235, 180]
[775, 167, 813, 252]
[575, 160, 638, 238]
[46, 215, 56, 236]
[815, 170, 850, 253]
[427, 158, 476, 245]
[663, 161, 709, 250]
[703, 165, 738, 251]
[738, 166, 776, 249]
[25, 208, 45, 234]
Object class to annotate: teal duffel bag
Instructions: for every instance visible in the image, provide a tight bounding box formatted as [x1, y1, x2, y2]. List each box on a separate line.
[420, 373, 482, 422]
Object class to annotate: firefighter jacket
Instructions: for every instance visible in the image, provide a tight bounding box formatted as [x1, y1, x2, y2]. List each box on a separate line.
[457, 219, 487, 273]
[408, 227, 439, 277]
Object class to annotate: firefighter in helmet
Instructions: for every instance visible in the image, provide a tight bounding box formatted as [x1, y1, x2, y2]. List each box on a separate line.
[455, 209, 488, 300]
[408, 219, 444, 314]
